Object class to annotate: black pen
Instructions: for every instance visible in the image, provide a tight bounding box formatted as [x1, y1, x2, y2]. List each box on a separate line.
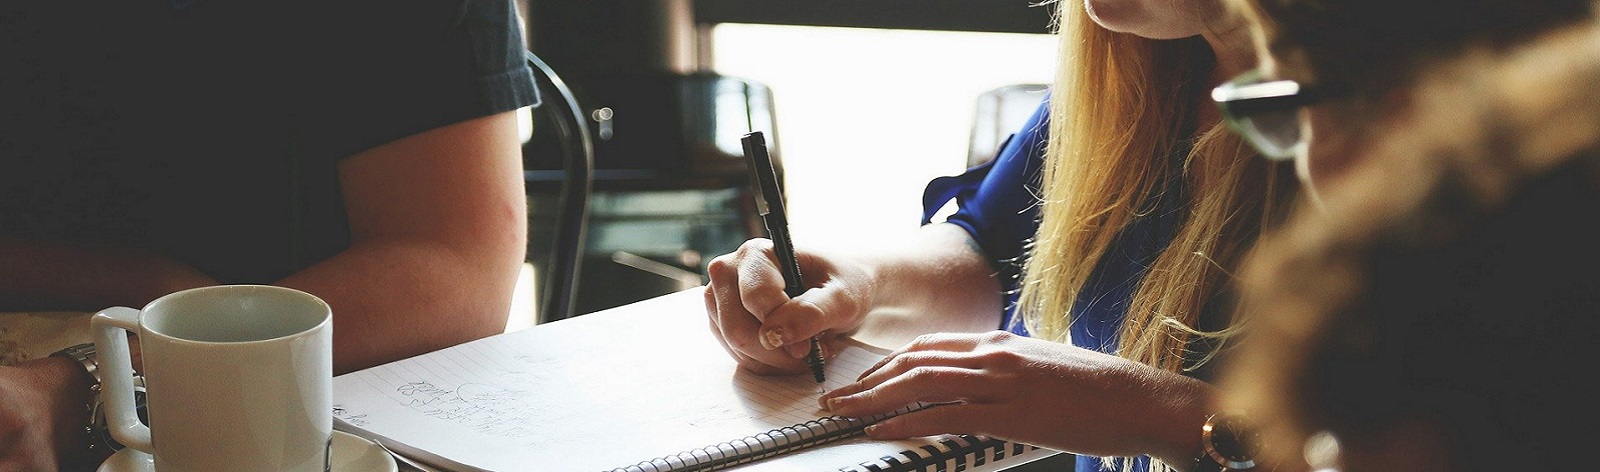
[741, 131, 825, 383]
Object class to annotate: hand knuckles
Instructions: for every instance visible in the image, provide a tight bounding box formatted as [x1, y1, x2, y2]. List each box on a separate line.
[705, 256, 737, 279]
[981, 330, 1016, 344]
[899, 351, 947, 367]
[882, 353, 924, 374]
[975, 348, 1027, 368]
[735, 238, 773, 257]
[907, 333, 943, 350]
[903, 365, 948, 381]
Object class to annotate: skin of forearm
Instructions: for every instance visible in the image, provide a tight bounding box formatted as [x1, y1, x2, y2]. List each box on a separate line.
[276, 237, 521, 374]
[0, 356, 102, 469]
[1142, 378, 1215, 468]
[305, 110, 527, 374]
[0, 239, 217, 311]
[0, 235, 516, 374]
[847, 223, 1004, 347]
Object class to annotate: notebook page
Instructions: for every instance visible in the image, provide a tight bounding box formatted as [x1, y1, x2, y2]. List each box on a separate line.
[333, 289, 938, 472]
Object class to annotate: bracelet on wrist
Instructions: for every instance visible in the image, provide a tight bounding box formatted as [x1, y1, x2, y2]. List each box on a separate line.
[50, 342, 146, 459]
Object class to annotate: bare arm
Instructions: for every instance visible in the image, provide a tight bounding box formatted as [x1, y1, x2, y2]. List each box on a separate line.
[280, 110, 527, 374]
[0, 110, 526, 471]
[0, 357, 102, 471]
[0, 241, 217, 312]
[843, 223, 1005, 348]
[1, 110, 525, 373]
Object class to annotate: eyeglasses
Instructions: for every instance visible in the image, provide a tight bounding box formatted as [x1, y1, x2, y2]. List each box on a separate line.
[1211, 69, 1335, 161]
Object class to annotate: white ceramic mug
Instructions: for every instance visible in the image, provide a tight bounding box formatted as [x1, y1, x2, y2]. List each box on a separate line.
[94, 285, 334, 472]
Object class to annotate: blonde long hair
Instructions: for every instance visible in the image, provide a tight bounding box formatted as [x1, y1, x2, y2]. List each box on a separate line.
[1018, 1, 1293, 373]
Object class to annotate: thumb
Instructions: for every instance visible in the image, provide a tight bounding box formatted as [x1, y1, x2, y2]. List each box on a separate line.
[758, 283, 866, 355]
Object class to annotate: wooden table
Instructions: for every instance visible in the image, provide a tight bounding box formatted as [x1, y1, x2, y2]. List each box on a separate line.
[0, 311, 92, 365]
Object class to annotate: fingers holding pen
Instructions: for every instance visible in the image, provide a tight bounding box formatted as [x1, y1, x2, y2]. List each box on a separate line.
[703, 237, 876, 375]
[757, 275, 873, 362]
[756, 253, 875, 358]
[705, 251, 805, 375]
[730, 239, 791, 322]
[704, 286, 785, 375]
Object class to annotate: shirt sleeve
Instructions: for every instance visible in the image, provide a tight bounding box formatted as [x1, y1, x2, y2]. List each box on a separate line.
[919, 97, 1050, 333]
[306, 0, 540, 161]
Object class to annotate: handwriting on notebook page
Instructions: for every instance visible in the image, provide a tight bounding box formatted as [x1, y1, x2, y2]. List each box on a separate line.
[329, 291, 1053, 472]
[334, 332, 886, 444]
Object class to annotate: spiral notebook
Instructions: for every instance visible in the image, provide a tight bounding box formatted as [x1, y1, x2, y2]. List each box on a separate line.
[602, 388, 1046, 472]
[331, 288, 1058, 472]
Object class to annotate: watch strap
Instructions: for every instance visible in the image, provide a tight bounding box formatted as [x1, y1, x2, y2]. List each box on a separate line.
[50, 342, 99, 384]
[50, 342, 122, 458]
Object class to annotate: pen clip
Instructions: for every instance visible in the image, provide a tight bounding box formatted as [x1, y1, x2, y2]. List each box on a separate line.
[742, 131, 776, 216]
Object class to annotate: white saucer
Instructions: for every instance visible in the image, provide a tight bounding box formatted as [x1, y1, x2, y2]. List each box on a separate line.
[97, 430, 398, 472]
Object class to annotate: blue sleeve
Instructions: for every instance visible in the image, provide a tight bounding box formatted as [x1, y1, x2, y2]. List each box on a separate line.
[920, 98, 1049, 333]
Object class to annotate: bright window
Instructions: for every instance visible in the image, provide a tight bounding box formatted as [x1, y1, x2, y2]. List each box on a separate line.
[712, 24, 1055, 249]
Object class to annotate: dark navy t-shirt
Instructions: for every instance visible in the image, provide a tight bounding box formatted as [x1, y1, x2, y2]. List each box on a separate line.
[0, 0, 538, 283]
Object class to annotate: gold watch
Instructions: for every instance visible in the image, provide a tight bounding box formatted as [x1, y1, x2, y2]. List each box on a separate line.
[1193, 411, 1260, 472]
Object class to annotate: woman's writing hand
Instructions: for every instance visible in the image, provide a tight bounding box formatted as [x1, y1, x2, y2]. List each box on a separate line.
[703, 238, 877, 376]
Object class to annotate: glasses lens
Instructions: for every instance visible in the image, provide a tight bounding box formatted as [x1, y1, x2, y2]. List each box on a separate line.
[1235, 108, 1302, 161]
[1214, 69, 1315, 161]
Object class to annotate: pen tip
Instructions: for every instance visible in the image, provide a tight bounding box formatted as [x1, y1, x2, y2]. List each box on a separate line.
[807, 355, 825, 383]
[806, 337, 825, 383]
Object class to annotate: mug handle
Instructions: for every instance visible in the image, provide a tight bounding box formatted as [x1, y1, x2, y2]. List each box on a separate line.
[92, 306, 153, 452]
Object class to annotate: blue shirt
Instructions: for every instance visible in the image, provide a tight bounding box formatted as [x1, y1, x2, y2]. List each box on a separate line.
[921, 97, 1184, 472]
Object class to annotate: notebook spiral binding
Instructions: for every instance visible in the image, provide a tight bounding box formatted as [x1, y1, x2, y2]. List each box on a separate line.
[607, 404, 925, 472]
[839, 434, 1039, 472]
